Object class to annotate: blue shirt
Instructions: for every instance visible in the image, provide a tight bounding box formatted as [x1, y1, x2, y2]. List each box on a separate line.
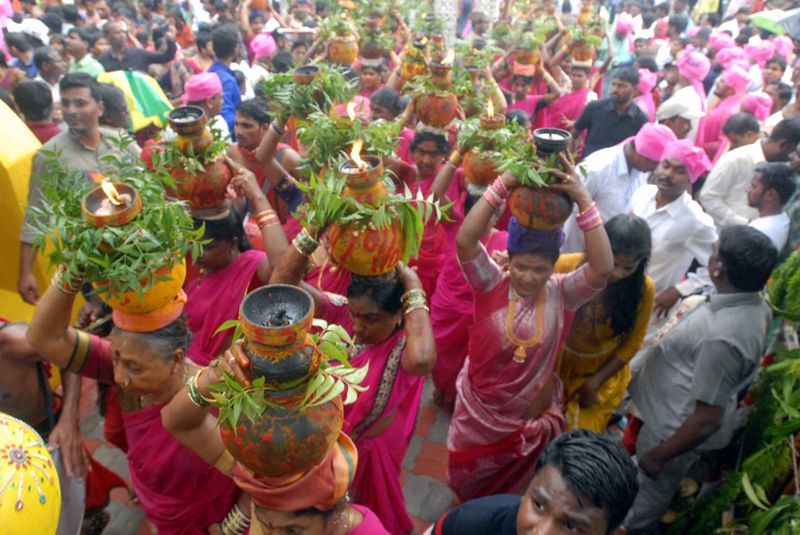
[208, 61, 241, 139]
[11, 57, 36, 78]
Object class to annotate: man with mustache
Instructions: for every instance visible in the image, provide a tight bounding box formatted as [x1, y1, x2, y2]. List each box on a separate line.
[18, 72, 140, 305]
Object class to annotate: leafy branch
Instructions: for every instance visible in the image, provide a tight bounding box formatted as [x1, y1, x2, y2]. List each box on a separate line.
[497, 143, 561, 187]
[259, 64, 357, 121]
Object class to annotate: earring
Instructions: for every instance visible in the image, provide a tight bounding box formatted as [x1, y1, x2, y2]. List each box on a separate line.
[713, 270, 721, 278]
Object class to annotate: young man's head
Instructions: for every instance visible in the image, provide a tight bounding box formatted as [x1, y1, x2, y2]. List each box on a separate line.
[65, 27, 96, 59]
[13, 80, 53, 123]
[196, 30, 214, 58]
[633, 37, 648, 57]
[735, 6, 751, 25]
[710, 225, 777, 292]
[369, 86, 405, 121]
[98, 83, 130, 129]
[290, 41, 308, 64]
[5, 32, 33, 62]
[569, 64, 591, 90]
[512, 74, 534, 100]
[747, 162, 797, 211]
[184, 72, 223, 119]
[59, 72, 103, 137]
[609, 67, 640, 106]
[211, 24, 240, 63]
[234, 98, 270, 151]
[33, 46, 66, 83]
[764, 81, 793, 115]
[764, 117, 800, 162]
[667, 14, 688, 38]
[470, 11, 490, 36]
[723, 112, 760, 151]
[517, 429, 638, 535]
[762, 55, 787, 86]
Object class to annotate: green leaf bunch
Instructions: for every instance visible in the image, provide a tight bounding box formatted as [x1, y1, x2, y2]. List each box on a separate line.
[567, 23, 604, 47]
[29, 135, 204, 300]
[318, 14, 359, 41]
[768, 251, 800, 320]
[150, 125, 229, 180]
[496, 142, 561, 187]
[508, 17, 556, 52]
[457, 115, 529, 156]
[259, 64, 358, 122]
[295, 112, 401, 176]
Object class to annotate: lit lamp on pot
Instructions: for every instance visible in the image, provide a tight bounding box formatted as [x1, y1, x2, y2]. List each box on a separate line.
[81, 177, 142, 228]
[429, 49, 455, 90]
[479, 98, 506, 129]
[340, 139, 383, 192]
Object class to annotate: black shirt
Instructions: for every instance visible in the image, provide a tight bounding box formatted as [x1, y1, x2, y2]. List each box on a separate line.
[98, 40, 177, 73]
[573, 98, 649, 159]
[434, 495, 520, 535]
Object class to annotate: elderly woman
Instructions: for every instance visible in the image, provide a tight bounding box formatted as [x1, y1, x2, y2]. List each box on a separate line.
[162, 347, 389, 534]
[447, 154, 614, 502]
[268, 233, 436, 534]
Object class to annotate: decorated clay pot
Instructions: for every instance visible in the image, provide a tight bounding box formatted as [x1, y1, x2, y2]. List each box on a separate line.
[508, 185, 573, 230]
[515, 48, 541, 66]
[293, 64, 320, 84]
[533, 128, 571, 154]
[219, 384, 343, 478]
[94, 260, 187, 314]
[463, 150, 499, 187]
[360, 35, 384, 60]
[81, 182, 143, 227]
[327, 34, 359, 65]
[164, 153, 233, 209]
[401, 39, 428, 80]
[0, 413, 61, 535]
[168, 106, 213, 155]
[340, 156, 387, 206]
[429, 62, 452, 90]
[239, 284, 315, 358]
[328, 220, 405, 276]
[571, 42, 596, 62]
[416, 93, 460, 128]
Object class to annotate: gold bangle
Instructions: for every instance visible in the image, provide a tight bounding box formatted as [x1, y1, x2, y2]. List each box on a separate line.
[404, 303, 430, 315]
[400, 288, 426, 303]
[448, 150, 463, 166]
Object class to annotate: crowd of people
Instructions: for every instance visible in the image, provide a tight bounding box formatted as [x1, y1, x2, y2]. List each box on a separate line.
[2, 0, 800, 533]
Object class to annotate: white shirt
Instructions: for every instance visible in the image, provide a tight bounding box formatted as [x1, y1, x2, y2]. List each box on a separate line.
[749, 212, 790, 251]
[562, 144, 650, 252]
[717, 19, 741, 38]
[631, 184, 718, 295]
[34, 75, 60, 105]
[699, 141, 764, 228]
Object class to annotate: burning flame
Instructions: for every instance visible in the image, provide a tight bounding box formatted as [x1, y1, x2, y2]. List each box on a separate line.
[441, 49, 455, 66]
[100, 179, 124, 206]
[350, 139, 367, 170]
[487, 98, 494, 119]
[346, 101, 357, 121]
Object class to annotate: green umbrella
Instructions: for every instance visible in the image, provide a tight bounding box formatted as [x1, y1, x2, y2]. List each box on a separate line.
[749, 9, 788, 36]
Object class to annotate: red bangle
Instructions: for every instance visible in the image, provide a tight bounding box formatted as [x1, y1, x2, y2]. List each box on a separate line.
[492, 178, 509, 198]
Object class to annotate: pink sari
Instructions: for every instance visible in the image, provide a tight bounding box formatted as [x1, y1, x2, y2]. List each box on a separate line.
[319, 297, 424, 535]
[446, 247, 601, 501]
[696, 94, 742, 160]
[634, 93, 655, 122]
[77, 336, 239, 533]
[430, 230, 507, 402]
[185, 249, 265, 365]
[544, 88, 591, 130]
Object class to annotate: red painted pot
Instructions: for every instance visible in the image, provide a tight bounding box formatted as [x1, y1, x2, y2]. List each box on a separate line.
[416, 93, 460, 128]
[463, 150, 498, 187]
[327, 35, 359, 65]
[219, 384, 343, 478]
[239, 285, 315, 357]
[165, 154, 233, 209]
[328, 221, 405, 276]
[508, 185, 574, 230]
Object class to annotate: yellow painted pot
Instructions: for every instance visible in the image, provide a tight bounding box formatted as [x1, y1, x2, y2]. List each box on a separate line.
[93, 260, 187, 314]
[0, 412, 61, 535]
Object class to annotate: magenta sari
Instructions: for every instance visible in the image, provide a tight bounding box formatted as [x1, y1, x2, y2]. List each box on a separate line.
[430, 230, 507, 402]
[544, 88, 591, 130]
[634, 93, 655, 122]
[319, 296, 424, 535]
[185, 249, 264, 365]
[696, 94, 742, 160]
[74, 335, 239, 533]
[446, 246, 601, 501]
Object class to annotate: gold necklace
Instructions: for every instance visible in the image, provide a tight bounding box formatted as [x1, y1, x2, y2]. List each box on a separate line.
[505, 287, 546, 363]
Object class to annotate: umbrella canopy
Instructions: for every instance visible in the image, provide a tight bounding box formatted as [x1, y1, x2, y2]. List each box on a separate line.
[778, 8, 800, 41]
[749, 9, 788, 35]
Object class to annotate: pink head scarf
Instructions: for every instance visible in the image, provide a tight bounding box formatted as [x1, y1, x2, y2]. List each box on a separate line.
[721, 65, 751, 94]
[633, 123, 678, 162]
[251, 33, 277, 61]
[741, 92, 772, 122]
[716, 47, 745, 68]
[615, 13, 634, 35]
[678, 50, 711, 108]
[661, 139, 712, 183]
[773, 36, 793, 64]
[638, 69, 657, 94]
[183, 72, 222, 104]
[744, 39, 775, 67]
[708, 32, 735, 51]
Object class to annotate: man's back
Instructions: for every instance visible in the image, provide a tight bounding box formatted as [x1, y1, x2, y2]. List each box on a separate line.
[698, 141, 763, 227]
[574, 98, 649, 158]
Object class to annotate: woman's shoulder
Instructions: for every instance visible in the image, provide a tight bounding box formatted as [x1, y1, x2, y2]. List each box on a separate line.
[349, 504, 391, 534]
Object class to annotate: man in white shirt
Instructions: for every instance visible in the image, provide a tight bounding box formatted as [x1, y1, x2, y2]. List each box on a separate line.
[33, 47, 65, 108]
[746, 163, 797, 251]
[630, 140, 717, 348]
[656, 95, 704, 139]
[699, 117, 800, 228]
[563, 123, 677, 252]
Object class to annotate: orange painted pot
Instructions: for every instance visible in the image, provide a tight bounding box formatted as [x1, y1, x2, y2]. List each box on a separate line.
[293, 64, 320, 84]
[416, 93, 460, 128]
[571, 43, 596, 62]
[463, 150, 499, 187]
[327, 35, 359, 65]
[327, 221, 405, 276]
[94, 260, 186, 314]
[81, 183, 142, 227]
[508, 186, 574, 230]
[515, 48, 541, 66]
[340, 156, 387, 205]
[165, 154, 233, 209]
[239, 285, 315, 356]
[220, 384, 343, 478]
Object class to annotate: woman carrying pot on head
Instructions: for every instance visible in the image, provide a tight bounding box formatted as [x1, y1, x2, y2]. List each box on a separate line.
[161, 348, 390, 535]
[447, 154, 614, 502]
[26, 278, 240, 534]
[184, 158, 289, 366]
[554, 214, 655, 433]
[268, 234, 436, 535]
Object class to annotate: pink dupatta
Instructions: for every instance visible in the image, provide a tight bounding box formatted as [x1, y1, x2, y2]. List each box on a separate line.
[696, 94, 742, 160]
[545, 88, 591, 130]
[185, 249, 265, 365]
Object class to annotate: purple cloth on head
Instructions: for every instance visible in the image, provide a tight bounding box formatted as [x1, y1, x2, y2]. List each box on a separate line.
[507, 217, 565, 253]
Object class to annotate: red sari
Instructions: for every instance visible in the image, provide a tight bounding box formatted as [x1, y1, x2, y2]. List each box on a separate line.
[430, 230, 507, 402]
[185, 249, 265, 365]
[67, 333, 239, 533]
[447, 246, 601, 501]
[319, 296, 423, 535]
